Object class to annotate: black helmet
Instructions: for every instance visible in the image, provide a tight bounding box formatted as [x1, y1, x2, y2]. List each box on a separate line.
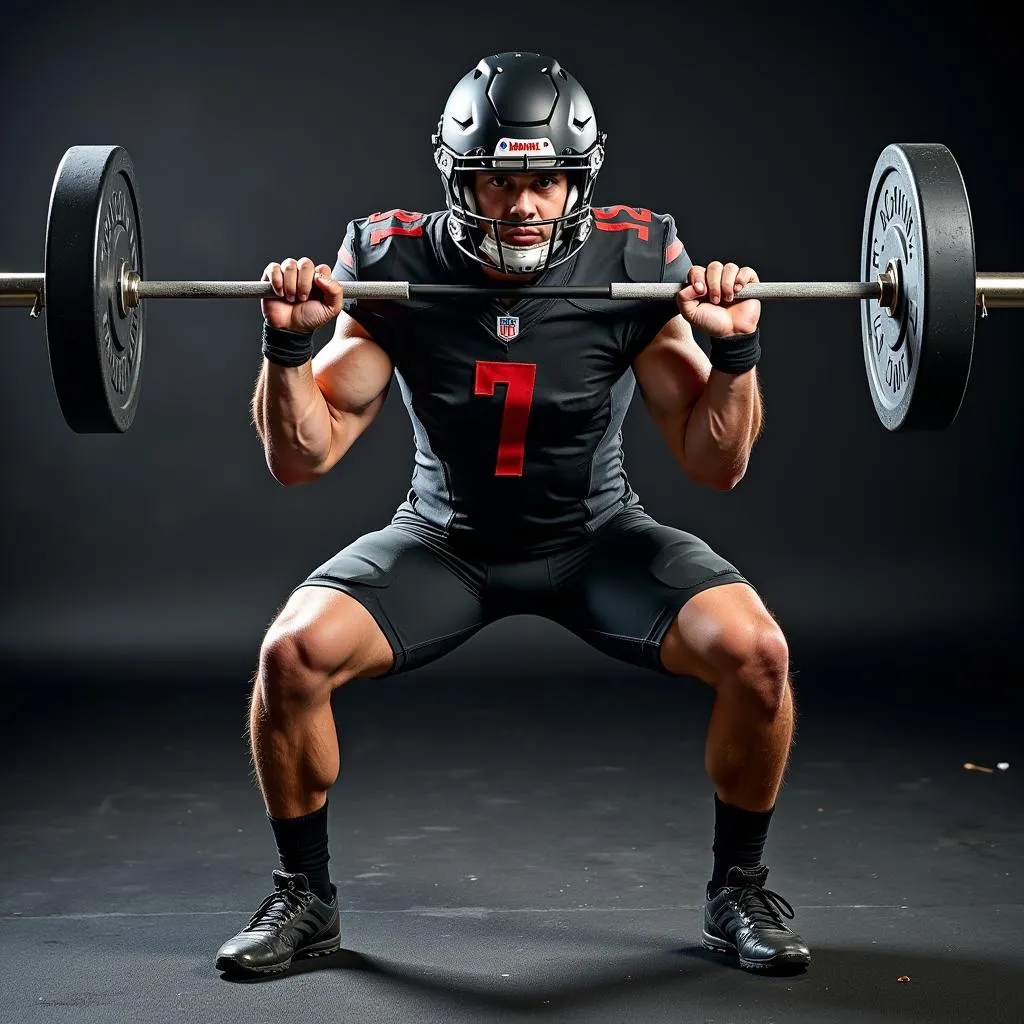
[431, 51, 606, 274]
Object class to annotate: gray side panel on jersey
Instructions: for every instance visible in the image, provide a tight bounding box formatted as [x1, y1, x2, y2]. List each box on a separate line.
[394, 369, 456, 530]
[583, 369, 640, 531]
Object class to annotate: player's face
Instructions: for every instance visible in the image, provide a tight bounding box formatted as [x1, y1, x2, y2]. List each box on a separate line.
[473, 172, 569, 246]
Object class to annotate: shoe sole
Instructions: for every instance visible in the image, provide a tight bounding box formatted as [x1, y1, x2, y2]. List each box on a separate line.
[701, 929, 811, 972]
[216, 936, 341, 977]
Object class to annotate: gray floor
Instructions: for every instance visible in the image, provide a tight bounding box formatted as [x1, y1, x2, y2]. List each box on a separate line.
[1, 647, 1021, 1022]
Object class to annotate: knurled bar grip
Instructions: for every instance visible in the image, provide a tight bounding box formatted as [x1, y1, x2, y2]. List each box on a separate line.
[135, 279, 414, 300]
[607, 282, 882, 301]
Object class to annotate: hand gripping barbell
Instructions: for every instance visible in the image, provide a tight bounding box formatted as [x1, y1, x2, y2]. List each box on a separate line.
[1, 143, 1020, 433]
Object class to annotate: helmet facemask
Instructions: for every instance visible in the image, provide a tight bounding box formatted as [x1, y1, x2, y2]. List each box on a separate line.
[435, 145, 604, 274]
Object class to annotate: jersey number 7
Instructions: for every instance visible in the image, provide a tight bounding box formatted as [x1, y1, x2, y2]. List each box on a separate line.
[474, 361, 537, 477]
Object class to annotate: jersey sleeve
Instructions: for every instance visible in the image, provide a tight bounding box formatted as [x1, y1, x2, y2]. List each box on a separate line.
[621, 213, 692, 363]
[330, 211, 436, 361]
[330, 219, 397, 355]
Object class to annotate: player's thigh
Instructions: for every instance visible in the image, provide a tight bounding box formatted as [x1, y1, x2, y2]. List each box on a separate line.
[295, 513, 488, 677]
[552, 508, 749, 675]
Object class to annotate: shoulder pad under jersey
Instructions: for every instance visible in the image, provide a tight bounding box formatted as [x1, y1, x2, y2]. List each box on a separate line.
[575, 206, 684, 283]
[569, 207, 689, 314]
[339, 209, 446, 281]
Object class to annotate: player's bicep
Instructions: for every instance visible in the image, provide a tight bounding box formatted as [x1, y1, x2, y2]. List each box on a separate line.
[632, 314, 710, 463]
[313, 311, 393, 439]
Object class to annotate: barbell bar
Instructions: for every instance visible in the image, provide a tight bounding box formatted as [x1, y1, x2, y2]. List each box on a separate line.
[0, 142, 1020, 434]
[1, 271, 891, 305]
[6, 271, 1024, 307]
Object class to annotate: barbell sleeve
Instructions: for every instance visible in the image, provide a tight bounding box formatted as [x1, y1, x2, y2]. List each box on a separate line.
[0, 274, 45, 308]
[974, 274, 1024, 309]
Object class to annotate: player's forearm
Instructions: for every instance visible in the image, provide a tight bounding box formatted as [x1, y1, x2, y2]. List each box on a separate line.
[255, 361, 335, 485]
[682, 369, 762, 490]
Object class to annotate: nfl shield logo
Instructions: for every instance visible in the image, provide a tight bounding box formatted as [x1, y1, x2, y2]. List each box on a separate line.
[497, 315, 520, 340]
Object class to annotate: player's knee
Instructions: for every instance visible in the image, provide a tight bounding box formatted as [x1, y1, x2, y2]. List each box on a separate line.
[258, 624, 342, 709]
[714, 620, 789, 716]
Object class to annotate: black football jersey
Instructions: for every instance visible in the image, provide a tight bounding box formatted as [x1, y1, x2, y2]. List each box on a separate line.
[332, 205, 692, 556]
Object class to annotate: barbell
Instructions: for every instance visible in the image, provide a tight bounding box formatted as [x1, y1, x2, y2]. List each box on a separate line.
[1, 142, 1020, 434]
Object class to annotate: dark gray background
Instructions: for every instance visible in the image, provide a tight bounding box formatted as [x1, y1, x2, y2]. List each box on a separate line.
[0, 0, 1019, 674]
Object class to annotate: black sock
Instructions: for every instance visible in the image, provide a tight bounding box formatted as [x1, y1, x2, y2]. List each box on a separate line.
[268, 800, 334, 904]
[708, 793, 774, 895]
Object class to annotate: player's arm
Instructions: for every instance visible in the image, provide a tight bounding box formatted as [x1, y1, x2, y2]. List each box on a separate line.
[632, 310, 762, 491]
[252, 258, 393, 486]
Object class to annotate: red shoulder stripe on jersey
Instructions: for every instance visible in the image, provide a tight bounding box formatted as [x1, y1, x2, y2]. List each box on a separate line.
[338, 243, 354, 268]
[593, 205, 652, 242]
[665, 238, 683, 264]
[594, 220, 649, 242]
[367, 209, 424, 224]
[370, 225, 425, 245]
[593, 205, 652, 223]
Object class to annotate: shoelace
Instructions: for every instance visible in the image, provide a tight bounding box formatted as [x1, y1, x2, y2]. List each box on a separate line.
[244, 886, 309, 934]
[732, 883, 795, 929]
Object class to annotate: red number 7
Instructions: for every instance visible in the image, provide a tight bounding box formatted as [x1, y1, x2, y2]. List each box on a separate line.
[474, 361, 537, 477]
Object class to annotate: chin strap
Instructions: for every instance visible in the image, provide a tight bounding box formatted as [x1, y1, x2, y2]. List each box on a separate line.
[478, 234, 553, 273]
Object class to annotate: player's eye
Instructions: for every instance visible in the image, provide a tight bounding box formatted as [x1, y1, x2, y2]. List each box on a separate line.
[534, 177, 556, 189]
[488, 176, 509, 188]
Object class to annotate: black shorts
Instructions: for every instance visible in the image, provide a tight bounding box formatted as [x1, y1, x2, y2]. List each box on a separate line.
[295, 502, 749, 676]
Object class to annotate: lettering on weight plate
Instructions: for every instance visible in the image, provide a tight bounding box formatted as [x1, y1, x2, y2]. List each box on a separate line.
[886, 351, 908, 394]
[99, 190, 139, 267]
[877, 184, 916, 261]
[100, 190, 124, 262]
[102, 314, 139, 395]
[872, 312, 885, 357]
[97, 188, 141, 393]
[128, 217, 138, 267]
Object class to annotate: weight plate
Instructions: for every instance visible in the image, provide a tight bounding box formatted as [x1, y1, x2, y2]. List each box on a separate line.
[860, 143, 976, 430]
[44, 145, 145, 432]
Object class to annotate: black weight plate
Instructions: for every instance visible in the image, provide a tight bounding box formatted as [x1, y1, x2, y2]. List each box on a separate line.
[44, 145, 145, 432]
[860, 143, 976, 431]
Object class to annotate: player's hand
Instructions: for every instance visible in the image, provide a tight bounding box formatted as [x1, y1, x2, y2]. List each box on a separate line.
[261, 258, 345, 333]
[675, 262, 760, 338]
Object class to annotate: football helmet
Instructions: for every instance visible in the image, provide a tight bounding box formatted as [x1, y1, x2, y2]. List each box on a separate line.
[432, 52, 606, 274]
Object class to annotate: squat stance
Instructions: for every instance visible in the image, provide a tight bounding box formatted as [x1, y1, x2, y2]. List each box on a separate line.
[217, 51, 808, 978]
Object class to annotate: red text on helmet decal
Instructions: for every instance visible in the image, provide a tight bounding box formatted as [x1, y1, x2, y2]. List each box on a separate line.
[493, 137, 554, 155]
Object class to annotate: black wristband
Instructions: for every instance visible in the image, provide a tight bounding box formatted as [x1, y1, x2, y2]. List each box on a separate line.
[709, 328, 760, 374]
[262, 322, 315, 367]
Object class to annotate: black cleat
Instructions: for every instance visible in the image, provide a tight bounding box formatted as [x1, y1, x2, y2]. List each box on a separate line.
[216, 870, 340, 976]
[702, 865, 811, 972]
